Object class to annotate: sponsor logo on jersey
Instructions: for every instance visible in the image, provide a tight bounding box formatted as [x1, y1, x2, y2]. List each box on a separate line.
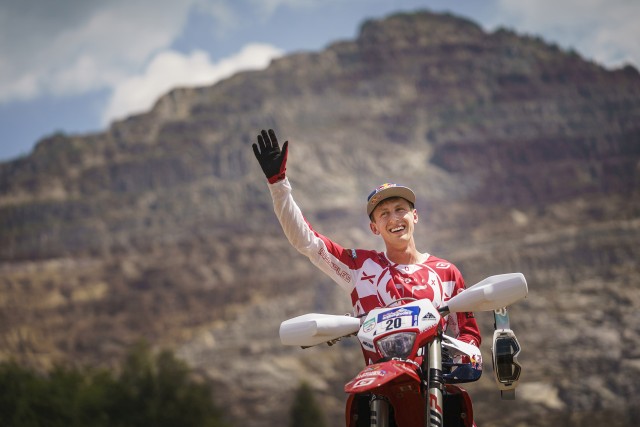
[361, 271, 375, 284]
[318, 247, 351, 283]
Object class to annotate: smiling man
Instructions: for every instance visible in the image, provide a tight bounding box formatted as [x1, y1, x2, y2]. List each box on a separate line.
[252, 129, 481, 354]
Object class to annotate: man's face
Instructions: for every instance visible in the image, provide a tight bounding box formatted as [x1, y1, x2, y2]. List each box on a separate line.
[369, 197, 418, 244]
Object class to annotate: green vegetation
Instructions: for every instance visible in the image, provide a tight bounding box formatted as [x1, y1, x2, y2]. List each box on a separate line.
[0, 342, 227, 427]
[288, 382, 326, 427]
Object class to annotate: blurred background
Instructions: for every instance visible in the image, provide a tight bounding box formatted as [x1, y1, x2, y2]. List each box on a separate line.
[1, 1, 639, 426]
[2, 0, 638, 162]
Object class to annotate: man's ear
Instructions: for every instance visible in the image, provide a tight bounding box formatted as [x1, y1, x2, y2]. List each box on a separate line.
[413, 209, 419, 224]
[369, 222, 380, 235]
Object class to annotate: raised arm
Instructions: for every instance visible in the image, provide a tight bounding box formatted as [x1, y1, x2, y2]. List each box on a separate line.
[252, 129, 357, 294]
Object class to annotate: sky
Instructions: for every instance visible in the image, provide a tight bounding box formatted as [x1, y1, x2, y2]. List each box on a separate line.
[0, 0, 638, 162]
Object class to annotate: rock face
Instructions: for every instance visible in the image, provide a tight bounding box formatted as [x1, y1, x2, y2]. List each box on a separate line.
[1, 10, 639, 427]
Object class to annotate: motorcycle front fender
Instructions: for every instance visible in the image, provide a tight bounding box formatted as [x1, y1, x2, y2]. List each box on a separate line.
[344, 360, 421, 394]
[345, 360, 425, 427]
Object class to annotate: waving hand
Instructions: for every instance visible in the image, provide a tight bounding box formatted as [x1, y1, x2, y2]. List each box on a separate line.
[253, 129, 289, 184]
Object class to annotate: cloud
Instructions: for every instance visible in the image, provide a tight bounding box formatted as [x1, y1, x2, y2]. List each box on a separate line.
[492, 0, 640, 68]
[0, 0, 196, 104]
[101, 43, 284, 124]
[0, 0, 311, 106]
[247, 0, 320, 15]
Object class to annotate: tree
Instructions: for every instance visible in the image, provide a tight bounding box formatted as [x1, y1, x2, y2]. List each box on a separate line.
[108, 341, 227, 427]
[0, 341, 227, 427]
[289, 382, 327, 427]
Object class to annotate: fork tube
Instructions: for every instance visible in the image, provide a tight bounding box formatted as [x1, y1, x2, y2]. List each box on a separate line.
[370, 395, 390, 427]
[425, 335, 444, 427]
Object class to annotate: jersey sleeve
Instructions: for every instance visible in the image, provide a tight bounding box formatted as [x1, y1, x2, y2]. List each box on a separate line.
[449, 266, 482, 347]
[268, 178, 357, 293]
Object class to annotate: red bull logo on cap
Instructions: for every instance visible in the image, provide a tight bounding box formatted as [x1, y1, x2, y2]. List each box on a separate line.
[366, 183, 416, 216]
[368, 183, 397, 204]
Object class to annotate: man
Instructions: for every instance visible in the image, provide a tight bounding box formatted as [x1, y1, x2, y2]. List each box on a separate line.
[252, 129, 481, 360]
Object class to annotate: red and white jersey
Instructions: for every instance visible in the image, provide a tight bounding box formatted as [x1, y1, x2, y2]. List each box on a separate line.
[269, 178, 481, 347]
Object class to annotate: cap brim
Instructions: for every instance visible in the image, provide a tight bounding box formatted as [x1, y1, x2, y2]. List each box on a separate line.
[367, 186, 416, 216]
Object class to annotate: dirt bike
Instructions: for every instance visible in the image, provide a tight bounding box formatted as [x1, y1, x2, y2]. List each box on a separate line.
[279, 273, 527, 427]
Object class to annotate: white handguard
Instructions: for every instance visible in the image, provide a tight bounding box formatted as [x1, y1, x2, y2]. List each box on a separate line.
[279, 313, 361, 347]
[446, 273, 528, 313]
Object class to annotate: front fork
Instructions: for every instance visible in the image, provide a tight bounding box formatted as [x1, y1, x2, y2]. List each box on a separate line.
[367, 333, 445, 427]
[370, 395, 390, 427]
[424, 333, 444, 427]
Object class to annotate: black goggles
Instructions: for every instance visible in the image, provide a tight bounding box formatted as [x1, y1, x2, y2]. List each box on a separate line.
[493, 331, 521, 384]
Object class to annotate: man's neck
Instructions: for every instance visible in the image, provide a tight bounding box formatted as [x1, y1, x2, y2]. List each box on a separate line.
[385, 245, 425, 265]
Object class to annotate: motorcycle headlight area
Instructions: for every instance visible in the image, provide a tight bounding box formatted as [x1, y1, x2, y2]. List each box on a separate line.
[376, 332, 416, 359]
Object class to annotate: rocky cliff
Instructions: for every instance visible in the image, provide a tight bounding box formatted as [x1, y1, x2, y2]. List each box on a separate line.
[1, 10, 639, 427]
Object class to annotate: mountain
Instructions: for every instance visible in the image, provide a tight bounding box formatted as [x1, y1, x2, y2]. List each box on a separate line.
[1, 10, 639, 426]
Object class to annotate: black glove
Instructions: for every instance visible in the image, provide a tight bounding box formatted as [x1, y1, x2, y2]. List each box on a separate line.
[253, 129, 289, 183]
